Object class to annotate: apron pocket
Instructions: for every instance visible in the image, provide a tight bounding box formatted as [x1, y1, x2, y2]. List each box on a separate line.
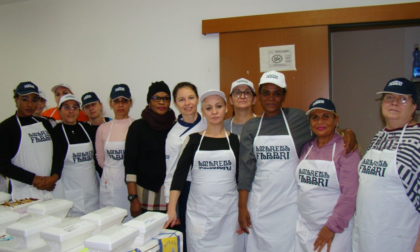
[189, 204, 207, 237]
[65, 189, 85, 216]
[99, 183, 113, 208]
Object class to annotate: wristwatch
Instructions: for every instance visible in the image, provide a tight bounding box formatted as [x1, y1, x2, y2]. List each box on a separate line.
[127, 194, 138, 202]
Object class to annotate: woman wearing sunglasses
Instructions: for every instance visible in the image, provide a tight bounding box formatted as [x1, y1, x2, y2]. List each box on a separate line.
[125, 81, 176, 218]
[96, 84, 134, 221]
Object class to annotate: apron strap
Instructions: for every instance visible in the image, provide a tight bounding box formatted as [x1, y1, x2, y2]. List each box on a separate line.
[331, 143, 336, 162]
[302, 145, 313, 160]
[15, 115, 39, 127]
[105, 117, 133, 144]
[198, 130, 231, 151]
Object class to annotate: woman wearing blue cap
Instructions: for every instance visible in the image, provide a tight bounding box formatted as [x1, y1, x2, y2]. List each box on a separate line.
[0, 82, 63, 200]
[353, 78, 420, 252]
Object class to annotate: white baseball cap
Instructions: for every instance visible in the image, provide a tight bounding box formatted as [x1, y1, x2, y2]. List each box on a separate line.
[259, 71, 287, 89]
[58, 94, 81, 108]
[200, 89, 227, 104]
[231, 78, 255, 93]
[38, 90, 47, 101]
[51, 83, 72, 93]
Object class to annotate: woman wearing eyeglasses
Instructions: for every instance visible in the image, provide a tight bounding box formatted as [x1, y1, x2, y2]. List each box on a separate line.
[96, 84, 134, 221]
[353, 78, 420, 252]
[54, 94, 99, 216]
[125, 81, 176, 218]
[224, 78, 257, 136]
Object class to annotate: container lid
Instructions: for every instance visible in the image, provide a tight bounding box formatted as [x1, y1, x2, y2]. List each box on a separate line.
[0, 208, 20, 225]
[40, 217, 96, 242]
[84, 224, 139, 250]
[0, 192, 11, 204]
[124, 211, 168, 233]
[80, 207, 127, 226]
[27, 199, 73, 216]
[6, 215, 62, 237]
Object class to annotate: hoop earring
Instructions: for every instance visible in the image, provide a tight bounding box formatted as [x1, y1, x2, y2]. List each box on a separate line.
[310, 126, 313, 136]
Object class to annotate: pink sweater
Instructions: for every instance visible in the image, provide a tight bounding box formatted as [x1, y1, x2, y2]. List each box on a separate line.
[95, 117, 134, 168]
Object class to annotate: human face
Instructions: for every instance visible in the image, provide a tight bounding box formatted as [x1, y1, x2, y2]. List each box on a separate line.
[174, 87, 198, 117]
[149, 91, 170, 116]
[110, 97, 132, 119]
[54, 87, 72, 105]
[33, 99, 46, 116]
[230, 85, 257, 110]
[15, 93, 40, 117]
[201, 95, 227, 125]
[259, 84, 285, 117]
[309, 109, 339, 139]
[59, 100, 80, 125]
[83, 101, 103, 120]
[382, 93, 417, 125]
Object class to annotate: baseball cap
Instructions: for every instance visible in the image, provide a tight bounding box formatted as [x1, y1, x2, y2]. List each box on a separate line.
[14, 81, 39, 96]
[58, 94, 81, 108]
[200, 89, 227, 104]
[110, 84, 131, 100]
[51, 83, 72, 93]
[376, 78, 417, 102]
[231, 78, 255, 93]
[38, 90, 47, 101]
[81, 92, 100, 107]
[259, 71, 287, 89]
[306, 98, 337, 115]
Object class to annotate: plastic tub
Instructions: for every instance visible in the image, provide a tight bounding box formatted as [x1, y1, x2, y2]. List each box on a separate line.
[0, 198, 42, 215]
[134, 229, 182, 252]
[0, 192, 11, 204]
[41, 217, 96, 252]
[84, 224, 138, 252]
[0, 208, 20, 234]
[80, 207, 127, 235]
[27, 199, 73, 219]
[123, 211, 168, 245]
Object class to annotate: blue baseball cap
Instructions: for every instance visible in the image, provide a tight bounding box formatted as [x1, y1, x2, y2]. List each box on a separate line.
[110, 84, 131, 100]
[81, 92, 100, 107]
[14, 81, 39, 96]
[376, 78, 417, 102]
[306, 98, 337, 115]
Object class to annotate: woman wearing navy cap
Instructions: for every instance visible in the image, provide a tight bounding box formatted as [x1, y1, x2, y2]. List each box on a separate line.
[0, 82, 63, 200]
[353, 78, 420, 252]
[81, 92, 112, 130]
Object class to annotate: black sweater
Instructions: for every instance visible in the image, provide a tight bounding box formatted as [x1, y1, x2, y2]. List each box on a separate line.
[0, 114, 64, 185]
[124, 119, 173, 192]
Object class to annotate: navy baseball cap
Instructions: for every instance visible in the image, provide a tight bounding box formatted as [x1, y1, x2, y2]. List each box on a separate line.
[14, 81, 39, 96]
[110, 84, 131, 100]
[81, 92, 100, 107]
[376, 78, 417, 102]
[306, 98, 337, 115]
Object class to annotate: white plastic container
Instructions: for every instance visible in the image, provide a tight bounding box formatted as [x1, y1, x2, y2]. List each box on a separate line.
[0, 198, 42, 215]
[0, 208, 20, 234]
[84, 225, 139, 252]
[135, 229, 183, 252]
[6, 215, 61, 249]
[80, 207, 127, 235]
[123, 211, 168, 245]
[27, 199, 73, 219]
[41, 217, 96, 252]
[0, 192, 11, 204]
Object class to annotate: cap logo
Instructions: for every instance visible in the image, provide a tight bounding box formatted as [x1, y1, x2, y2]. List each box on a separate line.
[24, 84, 35, 89]
[237, 80, 248, 84]
[266, 74, 278, 79]
[388, 80, 403, 86]
[313, 100, 325, 106]
[84, 95, 92, 100]
[115, 87, 125, 92]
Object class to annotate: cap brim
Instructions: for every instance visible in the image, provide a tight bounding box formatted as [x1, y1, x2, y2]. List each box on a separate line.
[110, 95, 131, 100]
[306, 108, 337, 115]
[81, 100, 97, 107]
[259, 81, 287, 89]
[200, 91, 227, 103]
[376, 91, 411, 96]
[51, 84, 72, 93]
[17, 91, 39, 96]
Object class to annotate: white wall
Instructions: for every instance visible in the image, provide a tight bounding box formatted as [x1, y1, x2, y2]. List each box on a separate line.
[0, 0, 417, 120]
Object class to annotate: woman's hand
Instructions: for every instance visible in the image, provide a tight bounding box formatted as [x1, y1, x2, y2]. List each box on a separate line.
[130, 198, 142, 218]
[313, 225, 335, 252]
[164, 208, 178, 229]
[238, 206, 252, 234]
[342, 129, 358, 155]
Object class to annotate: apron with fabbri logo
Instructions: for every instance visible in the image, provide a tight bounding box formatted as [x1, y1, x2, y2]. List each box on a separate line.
[246, 110, 299, 252]
[295, 143, 352, 252]
[186, 131, 238, 252]
[62, 123, 99, 216]
[353, 124, 420, 252]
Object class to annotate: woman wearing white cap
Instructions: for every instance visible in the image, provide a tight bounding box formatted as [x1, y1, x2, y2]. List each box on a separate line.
[224, 78, 257, 136]
[42, 83, 89, 122]
[0, 82, 64, 200]
[238, 71, 357, 252]
[96, 84, 134, 221]
[33, 90, 47, 117]
[164, 89, 240, 252]
[353, 78, 420, 252]
[295, 98, 360, 252]
[54, 94, 99, 216]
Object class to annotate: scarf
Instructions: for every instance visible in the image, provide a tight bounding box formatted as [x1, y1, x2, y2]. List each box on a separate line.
[141, 106, 176, 131]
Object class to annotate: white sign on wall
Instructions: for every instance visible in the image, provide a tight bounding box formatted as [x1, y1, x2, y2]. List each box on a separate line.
[259, 45, 296, 72]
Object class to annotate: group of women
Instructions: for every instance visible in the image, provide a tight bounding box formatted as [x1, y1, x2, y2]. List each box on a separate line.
[0, 72, 419, 252]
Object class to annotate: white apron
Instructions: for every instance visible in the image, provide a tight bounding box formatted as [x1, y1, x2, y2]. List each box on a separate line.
[295, 143, 352, 252]
[186, 131, 238, 252]
[353, 124, 420, 252]
[62, 123, 99, 216]
[99, 119, 132, 222]
[10, 116, 54, 200]
[246, 110, 299, 252]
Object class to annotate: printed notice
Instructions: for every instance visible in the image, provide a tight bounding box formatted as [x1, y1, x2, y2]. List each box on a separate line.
[259, 45, 296, 72]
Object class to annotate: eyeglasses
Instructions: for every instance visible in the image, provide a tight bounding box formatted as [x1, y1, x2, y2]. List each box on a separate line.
[383, 94, 412, 105]
[62, 105, 80, 111]
[231, 90, 253, 98]
[112, 98, 130, 104]
[151, 96, 170, 102]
